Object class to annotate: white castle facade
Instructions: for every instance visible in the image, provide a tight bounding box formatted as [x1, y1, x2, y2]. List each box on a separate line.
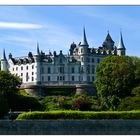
[1, 28, 126, 87]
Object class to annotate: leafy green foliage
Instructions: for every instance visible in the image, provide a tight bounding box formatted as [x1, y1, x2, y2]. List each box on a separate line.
[0, 71, 21, 96]
[131, 85, 140, 97]
[95, 56, 140, 110]
[118, 96, 140, 111]
[0, 95, 8, 119]
[16, 110, 140, 120]
[72, 94, 92, 111]
[6, 93, 43, 111]
[40, 96, 72, 111]
[19, 89, 30, 96]
[0, 71, 22, 118]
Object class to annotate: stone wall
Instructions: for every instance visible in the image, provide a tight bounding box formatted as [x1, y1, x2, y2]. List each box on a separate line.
[22, 84, 96, 96]
[0, 120, 140, 135]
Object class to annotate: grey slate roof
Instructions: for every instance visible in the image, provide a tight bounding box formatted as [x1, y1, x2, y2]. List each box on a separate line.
[118, 32, 125, 50]
[80, 27, 89, 46]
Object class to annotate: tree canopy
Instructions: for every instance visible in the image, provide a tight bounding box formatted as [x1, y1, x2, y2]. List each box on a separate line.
[95, 56, 140, 110]
[0, 71, 21, 96]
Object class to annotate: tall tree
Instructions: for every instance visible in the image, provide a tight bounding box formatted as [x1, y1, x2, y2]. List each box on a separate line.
[0, 71, 21, 118]
[95, 56, 140, 110]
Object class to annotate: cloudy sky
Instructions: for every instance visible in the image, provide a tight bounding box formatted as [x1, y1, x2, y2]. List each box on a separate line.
[0, 6, 140, 58]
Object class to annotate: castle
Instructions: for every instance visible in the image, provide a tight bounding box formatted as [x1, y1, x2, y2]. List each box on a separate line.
[1, 28, 126, 95]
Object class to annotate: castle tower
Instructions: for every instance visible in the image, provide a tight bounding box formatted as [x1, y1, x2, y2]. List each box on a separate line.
[1, 49, 8, 71]
[102, 31, 115, 50]
[79, 27, 89, 83]
[117, 31, 126, 56]
[79, 27, 89, 54]
[34, 42, 41, 84]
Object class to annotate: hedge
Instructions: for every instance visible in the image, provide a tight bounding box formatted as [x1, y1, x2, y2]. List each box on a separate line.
[16, 110, 140, 120]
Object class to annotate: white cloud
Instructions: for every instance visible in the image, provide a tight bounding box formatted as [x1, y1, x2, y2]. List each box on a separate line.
[0, 21, 42, 29]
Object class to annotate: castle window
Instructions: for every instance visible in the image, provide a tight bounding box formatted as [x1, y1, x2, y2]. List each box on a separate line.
[92, 65, 95, 74]
[63, 76, 65, 81]
[57, 76, 59, 81]
[92, 58, 94, 63]
[92, 76, 95, 81]
[32, 72, 34, 75]
[81, 48, 83, 53]
[21, 66, 23, 70]
[60, 76, 62, 81]
[42, 67, 44, 73]
[87, 58, 90, 62]
[86, 65, 90, 74]
[26, 66, 28, 70]
[59, 67, 64, 74]
[13, 68, 14, 71]
[26, 72, 29, 82]
[32, 77, 34, 81]
[71, 67, 75, 73]
[97, 58, 100, 63]
[48, 67, 51, 74]
[79, 67, 81, 73]
[21, 73, 23, 76]
[87, 76, 90, 81]
[42, 76, 44, 82]
[60, 58, 62, 63]
[32, 65, 34, 69]
[16, 67, 18, 71]
[48, 76, 50, 81]
[72, 76, 75, 81]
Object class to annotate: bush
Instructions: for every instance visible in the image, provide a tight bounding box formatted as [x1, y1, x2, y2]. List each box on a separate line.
[72, 94, 92, 111]
[6, 94, 43, 111]
[117, 96, 140, 111]
[40, 96, 72, 111]
[19, 89, 30, 96]
[131, 85, 140, 97]
[16, 110, 140, 120]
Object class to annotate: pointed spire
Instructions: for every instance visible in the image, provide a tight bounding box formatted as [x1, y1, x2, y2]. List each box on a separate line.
[37, 42, 40, 55]
[2, 49, 7, 61]
[105, 31, 114, 43]
[117, 31, 125, 50]
[80, 27, 89, 46]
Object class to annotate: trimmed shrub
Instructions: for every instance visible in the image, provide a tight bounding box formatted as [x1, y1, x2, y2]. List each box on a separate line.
[16, 110, 140, 120]
[19, 89, 30, 96]
[117, 96, 140, 111]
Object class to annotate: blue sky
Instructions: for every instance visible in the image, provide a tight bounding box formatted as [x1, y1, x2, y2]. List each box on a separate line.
[0, 6, 140, 58]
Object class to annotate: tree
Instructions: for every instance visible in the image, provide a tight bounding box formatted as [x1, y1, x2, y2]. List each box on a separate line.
[0, 71, 21, 118]
[95, 56, 140, 110]
[0, 71, 21, 96]
[0, 95, 8, 119]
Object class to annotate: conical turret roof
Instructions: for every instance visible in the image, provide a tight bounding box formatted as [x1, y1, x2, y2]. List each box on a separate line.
[104, 31, 114, 43]
[80, 27, 89, 46]
[37, 42, 40, 55]
[117, 32, 125, 50]
[1, 49, 7, 61]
